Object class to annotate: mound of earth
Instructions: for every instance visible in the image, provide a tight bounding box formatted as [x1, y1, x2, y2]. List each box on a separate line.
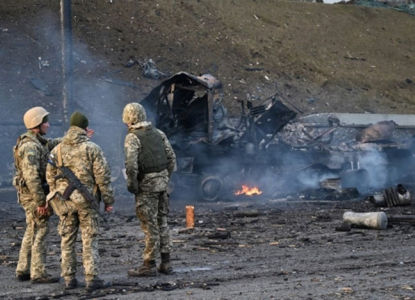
[1, 0, 414, 120]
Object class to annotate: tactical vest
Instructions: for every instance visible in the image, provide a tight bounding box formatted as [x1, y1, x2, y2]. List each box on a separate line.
[131, 127, 168, 174]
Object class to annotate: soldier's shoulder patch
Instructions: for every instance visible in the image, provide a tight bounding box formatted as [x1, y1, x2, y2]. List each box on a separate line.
[27, 153, 37, 165]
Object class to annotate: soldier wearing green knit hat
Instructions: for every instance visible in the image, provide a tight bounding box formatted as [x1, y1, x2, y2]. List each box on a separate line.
[69, 111, 94, 137]
[46, 110, 113, 291]
[70, 111, 89, 130]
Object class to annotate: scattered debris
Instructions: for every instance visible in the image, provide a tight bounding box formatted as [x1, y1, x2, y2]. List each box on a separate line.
[355, 120, 397, 143]
[38, 56, 49, 68]
[387, 214, 415, 224]
[137, 71, 415, 202]
[29, 78, 52, 96]
[186, 205, 195, 228]
[370, 184, 411, 207]
[344, 52, 366, 61]
[142, 59, 167, 80]
[343, 211, 387, 230]
[123, 57, 167, 79]
[140, 72, 297, 201]
[232, 209, 260, 218]
[335, 221, 352, 232]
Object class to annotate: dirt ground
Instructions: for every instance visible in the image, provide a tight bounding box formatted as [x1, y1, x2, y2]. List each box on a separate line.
[1, 1, 415, 299]
[1, 0, 415, 120]
[2, 189, 415, 300]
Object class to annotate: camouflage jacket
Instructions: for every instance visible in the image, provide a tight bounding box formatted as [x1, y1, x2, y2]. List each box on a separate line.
[124, 121, 176, 194]
[13, 131, 61, 207]
[46, 126, 115, 207]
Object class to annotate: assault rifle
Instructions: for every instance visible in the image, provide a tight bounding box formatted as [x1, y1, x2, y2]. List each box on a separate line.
[47, 153, 108, 225]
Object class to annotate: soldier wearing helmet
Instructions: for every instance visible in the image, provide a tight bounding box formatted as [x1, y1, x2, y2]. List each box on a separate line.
[12, 106, 62, 284]
[122, 102, 176, 277]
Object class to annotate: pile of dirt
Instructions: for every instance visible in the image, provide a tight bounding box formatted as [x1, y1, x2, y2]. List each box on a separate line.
[1, 0, 415, 120]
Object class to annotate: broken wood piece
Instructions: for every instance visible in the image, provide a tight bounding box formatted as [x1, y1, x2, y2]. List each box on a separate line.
[186, 205, 195, 228]
[194, 247, 216, 252]
[172, 239, 186, 243]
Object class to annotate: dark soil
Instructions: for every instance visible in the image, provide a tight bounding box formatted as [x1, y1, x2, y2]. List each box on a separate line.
[1, 1, 415, 119]
[2, 191, 415, 300]
[1, 1, 415, 299]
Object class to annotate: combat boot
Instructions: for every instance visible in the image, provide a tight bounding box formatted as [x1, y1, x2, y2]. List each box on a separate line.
[128, 260, 157, 277]
[16, 273, 30, 282]
[64, 277, 78, 290]
[158, 253, 173, 275]
[31, 274, 60, 284]
[85, 277, 111, 293]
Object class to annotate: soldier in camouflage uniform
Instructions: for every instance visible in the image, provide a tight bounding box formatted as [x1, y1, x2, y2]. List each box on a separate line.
[46, 111, 114, 291]
[12, 106, 61, 284]
[122, 102, 176, 277]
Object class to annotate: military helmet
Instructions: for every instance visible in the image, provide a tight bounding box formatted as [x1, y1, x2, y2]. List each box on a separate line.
[23, 106, 50, 129]
[122, 102, 147, 125]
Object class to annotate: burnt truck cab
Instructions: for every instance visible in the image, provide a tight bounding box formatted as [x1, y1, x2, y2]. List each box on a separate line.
[140, 72, 297, 201]
[140, 72, 225, 145]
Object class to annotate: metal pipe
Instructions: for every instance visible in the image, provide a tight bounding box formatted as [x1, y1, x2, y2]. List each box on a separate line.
[60, 0, 73, 129]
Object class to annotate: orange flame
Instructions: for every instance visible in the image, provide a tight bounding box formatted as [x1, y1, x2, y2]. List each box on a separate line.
[235, 184, 263, 196]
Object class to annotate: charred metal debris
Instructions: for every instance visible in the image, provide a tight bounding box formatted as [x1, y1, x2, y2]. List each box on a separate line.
[138, 72, 415, 203]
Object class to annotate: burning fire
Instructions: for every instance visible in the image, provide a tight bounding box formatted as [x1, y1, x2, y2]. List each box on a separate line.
[235, 184, 263, 196]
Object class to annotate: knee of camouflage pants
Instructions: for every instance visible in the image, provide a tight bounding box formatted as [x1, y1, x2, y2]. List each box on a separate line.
[78, 209, 100, 238]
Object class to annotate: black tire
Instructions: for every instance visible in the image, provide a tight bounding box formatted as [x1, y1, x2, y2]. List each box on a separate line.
[198, 175, 223, 202]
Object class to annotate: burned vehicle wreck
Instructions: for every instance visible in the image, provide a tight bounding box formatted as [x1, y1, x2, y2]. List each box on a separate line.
[140, 72, 415, 201]
[140, 72, 297, 201]
[278, 113, 415, 201]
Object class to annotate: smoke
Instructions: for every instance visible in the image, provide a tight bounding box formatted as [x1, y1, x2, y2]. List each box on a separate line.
[33, 10, 134, 175]
[3, 7, 414, 204]
[169, 120, 415, 202]
[0, 8, 143, 185]
[357, 149, 389, 189]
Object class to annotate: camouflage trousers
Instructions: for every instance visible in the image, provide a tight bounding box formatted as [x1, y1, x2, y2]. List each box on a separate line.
[135, 191, 172, 261]
[57, 201, 100, 282]
[16, 201, 50, 279]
